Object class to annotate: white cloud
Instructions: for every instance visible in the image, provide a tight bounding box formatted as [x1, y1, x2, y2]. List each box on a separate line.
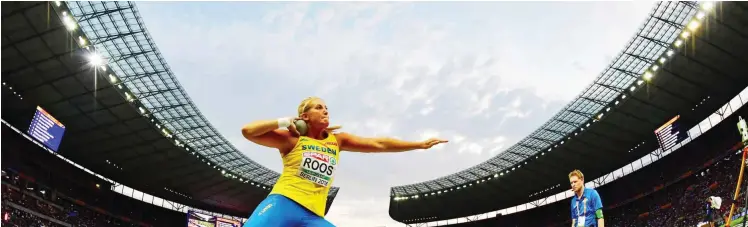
[135, 1, 655, 226]
[458, 142, 484, 155]
[453, 134, 466, 144]
[419, 106, 434, 116]
[418, 129, 441, 140]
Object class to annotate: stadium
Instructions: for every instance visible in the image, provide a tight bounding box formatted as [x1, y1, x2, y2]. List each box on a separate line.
[1, 1, 747, 227]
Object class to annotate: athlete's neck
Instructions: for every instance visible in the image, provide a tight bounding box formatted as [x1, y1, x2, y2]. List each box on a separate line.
[306, 127, 328, 140]
[575, 187, 584, 198]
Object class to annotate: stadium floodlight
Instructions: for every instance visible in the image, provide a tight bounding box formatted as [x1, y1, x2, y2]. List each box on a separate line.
[687, 21, 701, 31]
[637, 80, 644, 85]
[696, 11, 706, 20]
[701, 1, 714, 11]
[644, 72, 654, 81]
[652, 65, 659, 71]
[87, 52, 105, 67]
[124, 92, 134, 102]
[62, 13, 77, 31]
[621, 94, 626, 99]
[658, 57, 667, 64]
[674, 39, 683, 47]
[681, 31, 691, 39]
[78, 36, 87, 46]
[108, 74, 118, 83]
[54, 1, 61, 6]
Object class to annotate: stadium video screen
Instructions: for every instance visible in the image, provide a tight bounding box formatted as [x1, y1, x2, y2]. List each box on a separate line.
[654, 115, 688, 151]
[27, 106, 66, 152]
[187, 211, 241, 227]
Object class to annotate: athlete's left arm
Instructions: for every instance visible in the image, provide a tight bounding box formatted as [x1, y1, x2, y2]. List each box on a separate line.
[336, 132, 447, 153]
[592, 190, 604, 227]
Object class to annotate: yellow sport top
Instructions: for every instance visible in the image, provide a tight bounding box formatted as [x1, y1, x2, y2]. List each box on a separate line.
[269, 134, 340, 217]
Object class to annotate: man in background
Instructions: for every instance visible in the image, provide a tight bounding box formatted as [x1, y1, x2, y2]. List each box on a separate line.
[569, 169, 604, 227]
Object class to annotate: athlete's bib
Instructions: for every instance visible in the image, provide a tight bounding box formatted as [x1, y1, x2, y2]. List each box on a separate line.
[575, 197, 588, 227]
[298, 152, 337, 187]
[576, 217, 585, 227]
[269, 134, 341, 217]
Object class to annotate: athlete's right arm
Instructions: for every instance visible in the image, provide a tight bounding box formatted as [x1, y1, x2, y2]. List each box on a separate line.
[241, 118, 296, 150]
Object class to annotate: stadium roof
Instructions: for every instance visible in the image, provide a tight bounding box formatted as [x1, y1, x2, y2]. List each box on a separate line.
[390, 1, 748, 222]
[1, 1, 338, 216]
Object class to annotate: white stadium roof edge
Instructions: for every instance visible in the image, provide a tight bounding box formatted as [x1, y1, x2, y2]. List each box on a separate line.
[403, 86, 748, 226]
[391, 1, 715, 197]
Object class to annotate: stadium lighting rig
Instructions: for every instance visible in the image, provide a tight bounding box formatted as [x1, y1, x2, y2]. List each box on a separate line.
[51, 1, 272, 190]
[393, 1, 719, 202]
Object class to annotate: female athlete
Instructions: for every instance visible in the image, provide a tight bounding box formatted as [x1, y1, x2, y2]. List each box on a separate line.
[240, 97, 448, 227]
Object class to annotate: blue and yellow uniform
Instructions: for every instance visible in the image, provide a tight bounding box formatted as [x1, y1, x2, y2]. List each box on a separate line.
[244, 134, 340, 227]
[570, 187, 603, 227]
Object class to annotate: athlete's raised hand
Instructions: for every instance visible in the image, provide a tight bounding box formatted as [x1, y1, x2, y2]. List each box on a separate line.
[420, 138, 448, 149]
[286, 117, 303, 137]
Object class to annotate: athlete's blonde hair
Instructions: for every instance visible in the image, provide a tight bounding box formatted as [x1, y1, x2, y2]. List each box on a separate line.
[298, 97, 341, 131]
[568, 169, 584, 181]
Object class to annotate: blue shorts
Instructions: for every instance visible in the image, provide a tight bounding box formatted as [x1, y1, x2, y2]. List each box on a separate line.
[243, 194, 335, 227]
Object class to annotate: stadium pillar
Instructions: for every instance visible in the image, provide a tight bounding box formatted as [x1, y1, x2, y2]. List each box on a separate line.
[742, 177, 748, 227]
[729, 117, 748, 226]
[727, 146, 748, 227]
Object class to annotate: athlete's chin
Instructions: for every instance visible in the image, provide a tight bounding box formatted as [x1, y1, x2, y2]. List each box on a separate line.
[311, 121, 329, 128]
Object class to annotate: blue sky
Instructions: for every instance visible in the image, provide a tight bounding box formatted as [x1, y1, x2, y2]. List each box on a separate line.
[135, 2, 654, 226]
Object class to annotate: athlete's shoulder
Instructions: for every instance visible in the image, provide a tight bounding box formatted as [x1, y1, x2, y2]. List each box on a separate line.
[331, 131, 352, 141]
[586, 188, 600, 196]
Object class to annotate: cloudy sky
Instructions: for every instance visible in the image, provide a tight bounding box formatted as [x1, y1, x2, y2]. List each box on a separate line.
[135, 2, 654, 226]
